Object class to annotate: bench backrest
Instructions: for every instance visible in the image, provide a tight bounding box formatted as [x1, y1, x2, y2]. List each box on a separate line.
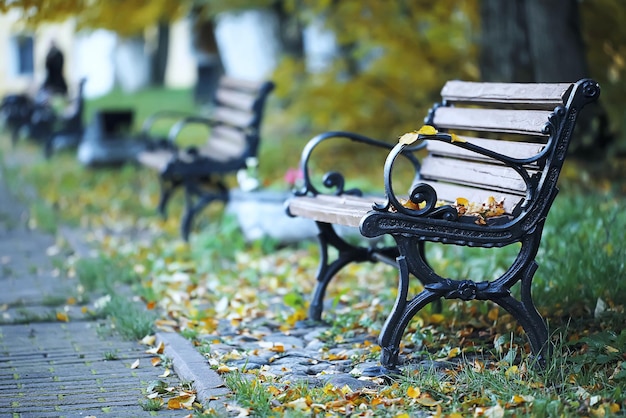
[201, 77, 275, 162]
[420, 79, 600, 216]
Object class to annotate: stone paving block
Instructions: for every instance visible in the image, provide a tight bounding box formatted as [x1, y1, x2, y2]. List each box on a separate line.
[0, 321, 188, 417]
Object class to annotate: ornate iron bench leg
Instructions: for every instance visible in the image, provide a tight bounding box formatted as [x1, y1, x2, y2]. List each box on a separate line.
[493, 261, 550, 365]
[368, 255, 442, 376]
[44, 134, 55, 159]
[11, 126, 20, 147]
[158, 177, 181, 219]
[180, 179, 229, 241]
[309, 222, 374, 321]
[366, 230, 551, 375]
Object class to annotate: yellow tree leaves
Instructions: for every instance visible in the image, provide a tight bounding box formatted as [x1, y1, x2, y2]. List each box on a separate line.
[0, 0, 187, 36]
[273, 0, 480, 139]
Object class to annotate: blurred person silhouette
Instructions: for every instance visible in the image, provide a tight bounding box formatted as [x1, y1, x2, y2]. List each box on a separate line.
[42, 41, 68, 97]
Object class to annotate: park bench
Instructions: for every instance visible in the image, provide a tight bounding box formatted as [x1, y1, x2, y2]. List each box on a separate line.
[44, 78, 87, 158]
[286, 78, 600, 374]
[136, 76, 275, 240]
[0, 78, 84, 151]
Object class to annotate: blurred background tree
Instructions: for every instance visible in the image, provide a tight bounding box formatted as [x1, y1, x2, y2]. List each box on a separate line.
[2, 0, 623, 155]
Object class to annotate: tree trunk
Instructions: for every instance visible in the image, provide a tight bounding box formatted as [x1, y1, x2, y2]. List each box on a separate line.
[479, 0, 613, 158]
[274, 3, 304, 58]
[190, 10, 223, 104]
[479, 0, 534, 82]
[524, 0, 588, 82]
[479, 0, 588, 82]
[150, 21, 170, 86]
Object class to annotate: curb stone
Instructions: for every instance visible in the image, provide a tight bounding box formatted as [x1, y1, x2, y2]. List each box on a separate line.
[156, 332, 231, 413]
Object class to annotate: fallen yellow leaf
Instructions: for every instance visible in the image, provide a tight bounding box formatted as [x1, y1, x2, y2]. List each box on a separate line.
[505, 365, 518, 378]
[450, 133, 466, 143]
[130, 359, 140, 369]
[168, 398, 182, 409]
[406, 386, 421, 399]
[429, 313, 445, 324]
[416, 394, 441, 407]
[417, 125, 438, 135]
[510, 394, 534, 404]
[398, 131, 420, 145]
[448, 347, 461, 359]
[488, 307, 499, 321]
[151, 357, 162, 367]
[146, 341, 165, 355]
[216, 365, 236, 373]
[56, 312, 69, 322]
[140, 335, 156, 346]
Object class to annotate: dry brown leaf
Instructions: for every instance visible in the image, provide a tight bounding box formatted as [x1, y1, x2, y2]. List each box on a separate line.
[146, 341, 165, 355]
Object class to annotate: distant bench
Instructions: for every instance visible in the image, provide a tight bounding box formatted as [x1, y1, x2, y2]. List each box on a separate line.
[136, 77, 275, 240]
[287, 79, 600, 374]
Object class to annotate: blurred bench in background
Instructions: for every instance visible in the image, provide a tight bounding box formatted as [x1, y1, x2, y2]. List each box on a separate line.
[136, 76, 275, 240]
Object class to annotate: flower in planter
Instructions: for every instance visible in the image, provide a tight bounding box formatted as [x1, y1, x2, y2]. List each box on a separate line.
[284, 167, 304, 189]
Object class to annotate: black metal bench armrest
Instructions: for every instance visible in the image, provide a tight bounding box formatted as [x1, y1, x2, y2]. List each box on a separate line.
[295, 130, 424, 197]
[164, 115, 222, 153]
[139, 111, 203, 141]
[375, 130, 555, 221]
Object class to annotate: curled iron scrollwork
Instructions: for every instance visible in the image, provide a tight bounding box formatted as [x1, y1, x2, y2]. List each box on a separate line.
[542, 106, 565, 136]
[581, 79, 600, 100]
[425, 279, 509, 301]
[375, 181, 458, 221]
[323, 171, 362, 196]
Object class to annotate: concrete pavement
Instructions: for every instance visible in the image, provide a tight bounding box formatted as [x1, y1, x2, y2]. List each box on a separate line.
[0, 172, 228, 417]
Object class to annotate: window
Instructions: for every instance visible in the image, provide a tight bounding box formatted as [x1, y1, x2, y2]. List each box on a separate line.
[10, 34, 34, 76]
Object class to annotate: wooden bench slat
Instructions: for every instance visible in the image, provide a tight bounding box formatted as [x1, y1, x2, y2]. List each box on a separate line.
[420, 155, 535, 193]
[426, 138, 544, 163]
[219, 76, 268, 92]
[215, 89, 258, 112]
[136, 149, 173, 172]
[440, 81, 571, 109]
[200, 137, 247, 161]
[420, 180, 524, 213]
[432, 107, 552, 135]
[210, 125, 247, 142]
[288, 195, 377, 227]
[212, 107, 256, 128]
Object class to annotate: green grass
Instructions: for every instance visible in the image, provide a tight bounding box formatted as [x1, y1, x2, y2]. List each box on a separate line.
[139, 398, 163, 412]
[223, 372, 273, 417]
[84, 87, 196, 131]
[101, 294, 155, 340]
[74, 253, 137, 293]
